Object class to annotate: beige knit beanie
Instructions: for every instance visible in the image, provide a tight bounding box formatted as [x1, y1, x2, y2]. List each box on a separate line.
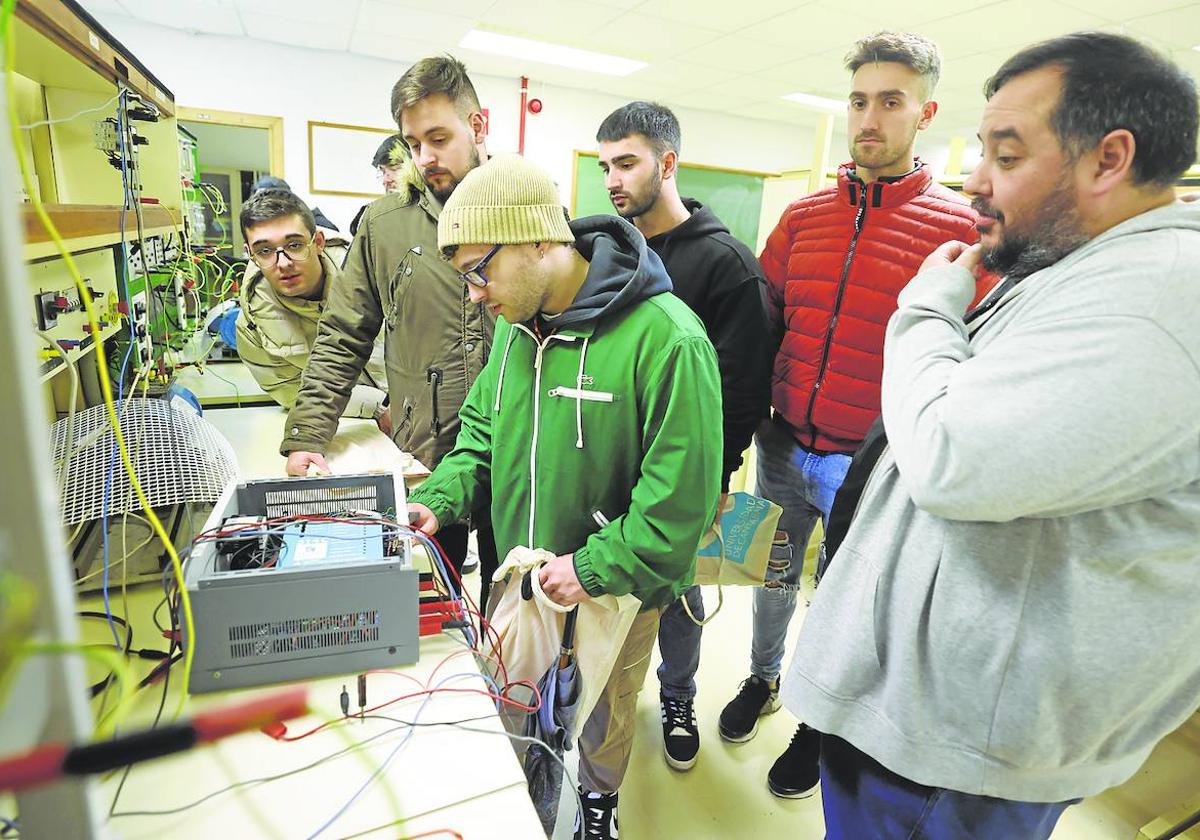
[438, 154, 573, 252]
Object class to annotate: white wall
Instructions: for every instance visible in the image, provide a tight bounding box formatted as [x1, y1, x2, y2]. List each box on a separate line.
[180, 121, 270, 171]
[95, 17, 821, 233]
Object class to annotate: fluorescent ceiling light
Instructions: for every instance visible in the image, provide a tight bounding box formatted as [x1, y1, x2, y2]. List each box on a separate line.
[459, 29, 647, 76]
[781, 92, 845, 112]
[1193, 44, 1200, 52]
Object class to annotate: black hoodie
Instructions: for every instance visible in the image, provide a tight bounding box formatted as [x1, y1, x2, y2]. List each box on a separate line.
[552, 215, 673, 327]
[645, 199, 773, 490]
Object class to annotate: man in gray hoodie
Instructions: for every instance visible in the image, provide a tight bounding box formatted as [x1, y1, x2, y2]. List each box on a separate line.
[785, 32, 1200, 839]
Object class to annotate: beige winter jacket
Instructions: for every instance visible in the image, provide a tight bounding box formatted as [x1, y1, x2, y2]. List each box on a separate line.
[236, 250, 386, 416]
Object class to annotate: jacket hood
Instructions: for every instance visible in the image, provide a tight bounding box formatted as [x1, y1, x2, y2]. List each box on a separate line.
[1094, 197, 1200, 240]
[554, 215, 672, 328]
[646, 198, 730, 245]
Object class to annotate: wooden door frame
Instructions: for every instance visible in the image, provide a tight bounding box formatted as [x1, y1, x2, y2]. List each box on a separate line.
[176, 107, 285, 178]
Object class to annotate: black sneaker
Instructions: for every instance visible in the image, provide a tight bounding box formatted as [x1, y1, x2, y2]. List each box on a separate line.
[574, 788, 618, 839]
[660, 693, 700, 771]
[718, 674, 780, 742]
[767, 723, 821, 799]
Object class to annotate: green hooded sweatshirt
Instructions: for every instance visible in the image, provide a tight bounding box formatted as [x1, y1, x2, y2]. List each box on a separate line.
[409, 216, 723, 609]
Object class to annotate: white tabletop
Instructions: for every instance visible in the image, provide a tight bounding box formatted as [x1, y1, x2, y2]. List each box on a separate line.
[90, 404, 543, 839]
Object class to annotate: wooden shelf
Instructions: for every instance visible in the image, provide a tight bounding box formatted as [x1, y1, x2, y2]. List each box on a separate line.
[22, 203, 182, 260]
[23, 203, 181, 244]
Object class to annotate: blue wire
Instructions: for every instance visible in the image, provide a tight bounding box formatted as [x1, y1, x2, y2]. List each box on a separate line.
[303, 671, 484, 839]
[411, 529, 476, 648]
[99, 88, 137, 649]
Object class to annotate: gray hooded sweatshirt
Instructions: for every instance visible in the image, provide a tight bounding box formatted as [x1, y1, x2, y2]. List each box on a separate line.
[784, 200, 1200, 802]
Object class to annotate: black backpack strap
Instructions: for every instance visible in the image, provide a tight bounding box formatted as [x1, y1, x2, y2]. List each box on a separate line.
[817, 415, 889, 583]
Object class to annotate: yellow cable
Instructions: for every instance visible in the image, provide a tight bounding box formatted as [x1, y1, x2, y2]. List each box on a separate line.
[3, 5, 196, 713]
[20, 641, 135, 740]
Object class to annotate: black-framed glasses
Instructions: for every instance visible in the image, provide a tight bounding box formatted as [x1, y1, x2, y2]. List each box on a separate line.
[459, 244, 503, 288]
[248, 236, 316, 268]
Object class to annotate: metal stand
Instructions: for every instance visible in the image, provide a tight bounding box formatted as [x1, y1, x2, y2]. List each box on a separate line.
[0, 73, 106, 838]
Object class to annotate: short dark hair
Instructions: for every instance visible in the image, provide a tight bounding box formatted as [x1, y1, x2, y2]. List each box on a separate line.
[372, 133, 406, 168]
[596, 101, 681, 157]
[985, 32, 1198, 188]
[239, 188, 315, 241]
[845, 31, 941, 99]
[391, 55, 481, 127]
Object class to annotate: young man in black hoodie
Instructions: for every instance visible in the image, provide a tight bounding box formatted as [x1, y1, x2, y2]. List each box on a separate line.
[597, 102, 774, 772]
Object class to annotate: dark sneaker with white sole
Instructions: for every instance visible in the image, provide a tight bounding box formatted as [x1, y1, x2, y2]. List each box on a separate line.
[718, 674, 780, 742]
[767, 722, 822, 799]
[660, 693, 700, 770]
[574, 787, 618, 839]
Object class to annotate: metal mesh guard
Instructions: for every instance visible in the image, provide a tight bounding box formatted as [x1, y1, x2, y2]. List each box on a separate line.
[50, 398, 238, 525]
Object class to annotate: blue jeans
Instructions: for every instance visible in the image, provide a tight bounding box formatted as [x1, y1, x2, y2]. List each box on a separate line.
[820, 734, 1077, 840]
[657, 585, 704, 700]
[752, 417, 851, 682]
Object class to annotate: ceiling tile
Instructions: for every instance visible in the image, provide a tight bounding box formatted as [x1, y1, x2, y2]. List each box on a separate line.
[234, 0, 362, 23]
[729, 99, 831, 128]
[355, 1, 475, 43]
[115, 0, 245, 35]
[479, 0, 625, 45]
[349, 31, 446, 66]
[598, 75, 693, 104]
[703, 73, 812, 103]
[757, 54, 853, 95]
[587, 12, 723, 62]
[622, 58, 737, 92]
[937, 49, 1013, 93]
[1091, 22, 1178, 55]
[1054, 0, 1197, 23]
[916, 0, 1111, 60]
[241, 12, 354, 51]
[675, 35, 807, 74]
[665, 90, 751, 112]
[619, 60, 718, 89]
[737, 4, 894, 51]
[368, 0, 497, 14]
[806, 0, 998, 28]
[636, 0, 803, 30]
[1124, 5, 1200, 49]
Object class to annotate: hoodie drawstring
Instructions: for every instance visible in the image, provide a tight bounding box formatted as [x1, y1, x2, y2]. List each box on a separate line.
[493, 327, 518, 413]
[575, 336, 591, 449]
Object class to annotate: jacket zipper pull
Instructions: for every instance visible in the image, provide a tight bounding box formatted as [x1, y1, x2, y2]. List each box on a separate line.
[427, 367, 442, 435]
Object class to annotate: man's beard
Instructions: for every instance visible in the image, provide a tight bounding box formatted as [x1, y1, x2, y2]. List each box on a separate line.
[850, 124, 916, 175]
[425, 146, 482, 203]
[975, 180, 1089, 279]
[611, 166, 662, 220]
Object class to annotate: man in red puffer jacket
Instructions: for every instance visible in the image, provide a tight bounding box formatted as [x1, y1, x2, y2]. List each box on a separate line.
[717, 31, 985, 799]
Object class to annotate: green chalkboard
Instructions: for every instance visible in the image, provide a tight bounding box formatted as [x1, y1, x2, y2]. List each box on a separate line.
[571, 151, 771, 250]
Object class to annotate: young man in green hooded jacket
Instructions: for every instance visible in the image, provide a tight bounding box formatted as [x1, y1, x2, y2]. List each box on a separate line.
[407, 155, 722, 840]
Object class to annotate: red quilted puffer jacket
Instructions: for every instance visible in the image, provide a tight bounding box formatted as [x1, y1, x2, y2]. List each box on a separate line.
[759, 161, 981, 454]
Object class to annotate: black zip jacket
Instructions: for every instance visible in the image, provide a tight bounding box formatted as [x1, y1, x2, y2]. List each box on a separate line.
[645, 198, 773, 491]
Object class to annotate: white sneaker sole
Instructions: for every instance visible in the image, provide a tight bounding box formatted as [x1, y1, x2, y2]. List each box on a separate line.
[718, 694, 781, 743]
[664, 748, 698, 771]
[768, 778, 820, 800]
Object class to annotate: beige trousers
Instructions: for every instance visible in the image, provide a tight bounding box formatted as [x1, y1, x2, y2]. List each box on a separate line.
[577, 608, 662, 794]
